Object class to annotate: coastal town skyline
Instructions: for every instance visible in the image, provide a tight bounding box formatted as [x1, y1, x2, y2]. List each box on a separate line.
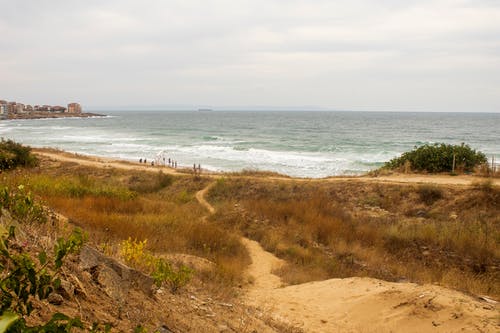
[1, 1, 499, 113]
[0, 99, 82, 119]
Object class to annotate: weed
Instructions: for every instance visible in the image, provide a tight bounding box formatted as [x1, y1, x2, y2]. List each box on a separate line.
[0, 185, 46, 224]
[417, 185, 443, 205]
[128, 171, 174, 193]
[120, 238, 192, 292]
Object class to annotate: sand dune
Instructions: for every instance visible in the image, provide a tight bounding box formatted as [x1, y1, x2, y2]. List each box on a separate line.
[39, 149, 500, 332]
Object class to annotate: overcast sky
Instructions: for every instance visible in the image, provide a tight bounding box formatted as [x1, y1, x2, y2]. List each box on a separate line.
[1, 0, 499, 112]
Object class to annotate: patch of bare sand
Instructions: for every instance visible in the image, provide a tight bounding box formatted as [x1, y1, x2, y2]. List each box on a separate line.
[248, 277, 498, 332]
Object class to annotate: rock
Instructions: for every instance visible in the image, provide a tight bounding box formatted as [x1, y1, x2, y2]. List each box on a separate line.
[80, 245, 154, 298]
[69, 273, 88, 298]
[97, 265, 124, 300]
[48, 293, 64, 305]
[80, 245, 102, 270]
[416, 210, 427, 217]
[156, 325, 174, 333]
[58, 279, 75, 299]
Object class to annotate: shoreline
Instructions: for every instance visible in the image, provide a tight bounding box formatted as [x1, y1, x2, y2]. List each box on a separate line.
[32, 147, 500, 186]
[6, 111, 106, 120]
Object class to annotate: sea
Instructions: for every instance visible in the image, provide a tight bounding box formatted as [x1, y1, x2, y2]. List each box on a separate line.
[1, 111, 499, 178]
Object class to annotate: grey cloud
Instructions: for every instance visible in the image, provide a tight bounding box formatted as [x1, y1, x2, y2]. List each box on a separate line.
[1, 0, 499, 112]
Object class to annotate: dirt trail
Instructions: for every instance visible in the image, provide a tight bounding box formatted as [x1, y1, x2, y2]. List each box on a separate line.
[195, 183, 499, 333]
[195, 182, 285, 293]
[34, 149, 500, 187]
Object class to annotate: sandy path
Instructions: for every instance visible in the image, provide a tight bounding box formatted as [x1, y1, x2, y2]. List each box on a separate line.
[195, 183, 499, 333]
[34, 149, 500, 187]
[34, 150, 182, 175]
[196, 183, 285, 293]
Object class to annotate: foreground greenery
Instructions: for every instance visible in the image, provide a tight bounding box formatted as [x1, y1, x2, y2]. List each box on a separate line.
[0, 185, 85, 332]
[385, 143, 487, 173]
[0, 139, 38, 171]
[0, 141, 198, 331]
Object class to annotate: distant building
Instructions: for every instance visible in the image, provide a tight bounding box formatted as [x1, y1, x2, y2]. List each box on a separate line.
[52, 105, 66, 113]
[67, 102, 82, 113]
[0, 101, 7, 119]
[8, 102, 17, 114]
[16, 103, 25, 113]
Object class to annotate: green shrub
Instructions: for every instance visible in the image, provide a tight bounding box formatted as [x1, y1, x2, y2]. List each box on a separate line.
[0, 139, 38, 171]
[385, 143, 487, 173]
[0, 185, 46, 224]
[0, 225, 86, 332]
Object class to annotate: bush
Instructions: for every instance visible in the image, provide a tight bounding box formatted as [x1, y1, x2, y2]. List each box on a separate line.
[120, 238, 192, 292]
[0, 139, 38, 171]
[417, 185, 443, 205]
[385, 143, 487, 173]
[0, 226, 86, 332]
[0, 185, 47, 224]
[128, 171, 174, 193]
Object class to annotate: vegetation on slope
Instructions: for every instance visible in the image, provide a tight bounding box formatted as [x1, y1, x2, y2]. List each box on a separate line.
[0, 139, 38, 171]
[208, 177, 499, 297]
[4, 152, 250, 292]
[384, 143, 487, 173]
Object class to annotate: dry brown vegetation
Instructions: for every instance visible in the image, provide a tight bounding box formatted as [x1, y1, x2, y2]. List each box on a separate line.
[207, 177, 500, 297]
[3, 156, 250, 295]
[3, 153, 499, 303]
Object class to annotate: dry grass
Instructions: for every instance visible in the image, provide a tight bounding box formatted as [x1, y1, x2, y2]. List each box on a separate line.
[208, 177, 500, 298]
[4, 155, 499, 299]
[1, 160, 250, 293]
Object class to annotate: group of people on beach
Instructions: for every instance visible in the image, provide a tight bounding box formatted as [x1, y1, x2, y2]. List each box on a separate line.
[139, 157, 203, 175]
[193, 163, 201, 175]
[139, 157, 178, 168]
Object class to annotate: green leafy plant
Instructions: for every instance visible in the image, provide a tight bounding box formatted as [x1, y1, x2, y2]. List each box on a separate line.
[385, 143, 487, 173]
[0, 139, 38, 171]
[0, 225, 85, 332]
[0, 185, 46, 224]
[0, 182, 87, 332]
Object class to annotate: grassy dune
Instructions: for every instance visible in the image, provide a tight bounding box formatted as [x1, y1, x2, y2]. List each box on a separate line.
[3, 159, 249, 292]
[208, 177, 499, 297]
[3, 152, 499, 299]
